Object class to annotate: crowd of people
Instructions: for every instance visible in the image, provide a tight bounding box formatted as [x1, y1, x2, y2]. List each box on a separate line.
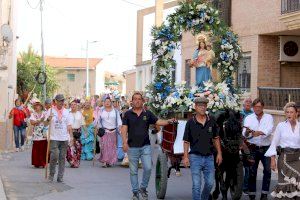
[8, 91, 300, 200]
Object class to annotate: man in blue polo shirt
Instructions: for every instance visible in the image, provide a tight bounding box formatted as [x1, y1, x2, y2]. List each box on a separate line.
[121, 92, 175, 200]
[183, 97, 222, 200]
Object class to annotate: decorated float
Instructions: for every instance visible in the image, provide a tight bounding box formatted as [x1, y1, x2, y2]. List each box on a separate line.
[145, 0, 243, 199]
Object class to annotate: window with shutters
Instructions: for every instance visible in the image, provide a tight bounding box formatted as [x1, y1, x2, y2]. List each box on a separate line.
[237, 55, 251, 92]
[67, 73, 75, 82]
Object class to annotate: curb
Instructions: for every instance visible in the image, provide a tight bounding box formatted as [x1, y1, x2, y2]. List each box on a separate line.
[0, 177, 7, 200]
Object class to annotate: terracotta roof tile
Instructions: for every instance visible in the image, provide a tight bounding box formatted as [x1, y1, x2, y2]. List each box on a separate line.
[45, 57, 102, 69]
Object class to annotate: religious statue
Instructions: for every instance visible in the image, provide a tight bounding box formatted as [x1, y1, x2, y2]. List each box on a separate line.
[189, 35, 214, 87]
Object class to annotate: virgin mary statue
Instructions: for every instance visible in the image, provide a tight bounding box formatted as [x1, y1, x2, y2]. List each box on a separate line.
[190, 36, 212, 87]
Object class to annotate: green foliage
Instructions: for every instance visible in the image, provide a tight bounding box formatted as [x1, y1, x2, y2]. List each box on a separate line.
[17, 46, 59, 99]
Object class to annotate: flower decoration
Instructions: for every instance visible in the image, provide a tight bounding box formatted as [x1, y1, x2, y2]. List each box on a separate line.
[146, 0, 242, 117]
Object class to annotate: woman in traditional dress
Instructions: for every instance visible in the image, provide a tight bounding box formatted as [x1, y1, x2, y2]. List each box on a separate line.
[67, 99, 85, 168]
[265, 102, 300, 199]
[80, 100, 95, 160]
[98, 97, 122, 167]
[29, 99, 48, 168]
[190, 36, 212, 87]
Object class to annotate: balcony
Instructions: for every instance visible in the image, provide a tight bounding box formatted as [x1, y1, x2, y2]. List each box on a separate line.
[280, 0, 300, 30]
[258, 87, 300, 110]
[281, 0, 300, 14]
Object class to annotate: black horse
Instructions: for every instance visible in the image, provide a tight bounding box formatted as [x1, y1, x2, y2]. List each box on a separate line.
[212, 109, 244, 200]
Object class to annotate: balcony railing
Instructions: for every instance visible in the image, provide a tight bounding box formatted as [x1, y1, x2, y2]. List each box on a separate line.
[258, 87, 300, 110]
[281, 0, 300, 14]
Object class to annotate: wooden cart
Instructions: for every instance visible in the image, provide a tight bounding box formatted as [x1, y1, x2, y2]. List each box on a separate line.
[155, 113, 193, 199]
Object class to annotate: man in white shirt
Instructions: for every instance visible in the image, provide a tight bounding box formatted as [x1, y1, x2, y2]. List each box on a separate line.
[46, 94, 72, 182]
[243, 98, 274, 200]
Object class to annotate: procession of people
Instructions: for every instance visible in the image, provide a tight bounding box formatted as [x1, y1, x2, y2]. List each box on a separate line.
[8, 87, 300, 200]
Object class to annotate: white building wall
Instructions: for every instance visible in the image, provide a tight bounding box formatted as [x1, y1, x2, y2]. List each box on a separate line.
[0, 0, 18, 150]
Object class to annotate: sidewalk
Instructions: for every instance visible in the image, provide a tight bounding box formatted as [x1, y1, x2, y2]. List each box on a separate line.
[0, 177, 7, 200]
[0, 154, 8, 200]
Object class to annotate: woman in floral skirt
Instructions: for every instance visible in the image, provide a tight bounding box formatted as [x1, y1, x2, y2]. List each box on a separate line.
[67, 99, 85, 167]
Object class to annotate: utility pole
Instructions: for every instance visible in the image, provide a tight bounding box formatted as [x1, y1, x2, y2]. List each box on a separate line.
[85, 40, 100, 98]
[40, 0, 46, 100]
[86, 40, 90, 98]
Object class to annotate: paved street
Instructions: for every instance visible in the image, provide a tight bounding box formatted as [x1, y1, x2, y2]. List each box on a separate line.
[0, 146, 277, 200]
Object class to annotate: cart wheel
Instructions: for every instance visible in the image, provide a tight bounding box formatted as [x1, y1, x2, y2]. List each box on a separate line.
[155, 152, 168, 199]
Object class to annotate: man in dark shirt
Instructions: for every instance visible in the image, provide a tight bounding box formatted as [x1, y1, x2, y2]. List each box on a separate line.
[183, 97, 222, 200]
[121, 92, 174, 200]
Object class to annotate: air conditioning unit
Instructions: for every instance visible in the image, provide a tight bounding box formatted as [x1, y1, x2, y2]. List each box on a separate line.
[280, 36, 300, 62]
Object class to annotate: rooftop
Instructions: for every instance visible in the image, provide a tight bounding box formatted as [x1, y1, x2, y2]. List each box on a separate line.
[45, 57, 102, 70]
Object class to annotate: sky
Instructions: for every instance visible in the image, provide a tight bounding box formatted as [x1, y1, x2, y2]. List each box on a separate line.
[16, 0, 163, 73]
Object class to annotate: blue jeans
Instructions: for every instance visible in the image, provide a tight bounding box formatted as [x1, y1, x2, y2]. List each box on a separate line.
[128, 145, 152, 193]
[243, 166, 250, 191]
[190, 154, 215, 200]
[13, 125, 26, 148]
[249, 146, 271, 196]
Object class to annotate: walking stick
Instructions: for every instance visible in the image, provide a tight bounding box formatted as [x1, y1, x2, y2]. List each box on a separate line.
[93, 128, 97, 166]
[23, 85, 36, 148]
[45, 108, 52, 179]
[24, 84, 36, 106]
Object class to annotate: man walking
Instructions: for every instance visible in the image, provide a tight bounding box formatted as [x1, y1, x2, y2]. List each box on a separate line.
[243, 98, 274, 200]
[47, 94, 72, 182]
[121, 92, 175, 200]
[183, 97, 222, 200]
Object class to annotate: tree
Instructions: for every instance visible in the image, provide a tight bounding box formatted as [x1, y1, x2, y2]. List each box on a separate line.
[17, 46, 59, 100]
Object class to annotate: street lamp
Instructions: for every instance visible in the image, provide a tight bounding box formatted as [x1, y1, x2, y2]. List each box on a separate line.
[86, 40, 100, 98]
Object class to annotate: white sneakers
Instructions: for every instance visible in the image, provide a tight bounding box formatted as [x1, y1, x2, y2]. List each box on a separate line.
[15, 146, 25, 152]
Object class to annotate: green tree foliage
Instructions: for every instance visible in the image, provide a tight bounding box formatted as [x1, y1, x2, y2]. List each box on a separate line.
[17, 46, 59, 99]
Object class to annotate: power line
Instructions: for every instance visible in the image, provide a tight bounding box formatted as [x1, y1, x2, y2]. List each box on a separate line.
[119, 0, 146, 8]
[26, 0, 41, 9]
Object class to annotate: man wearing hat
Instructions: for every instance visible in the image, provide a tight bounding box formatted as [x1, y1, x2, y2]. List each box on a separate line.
[183, 97, 222, 200]
[46, 94, 72, 182]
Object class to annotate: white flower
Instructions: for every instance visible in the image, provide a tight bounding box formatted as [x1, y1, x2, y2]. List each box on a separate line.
[158, 68, 167, 76]
[157, 49, 164, 56]
[216, 20, 220, 24]
[229, 66, 234, 71]
[196, 4, 207, 10]
[155, 40, 161, 46]
[205, 15, 210, 21]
